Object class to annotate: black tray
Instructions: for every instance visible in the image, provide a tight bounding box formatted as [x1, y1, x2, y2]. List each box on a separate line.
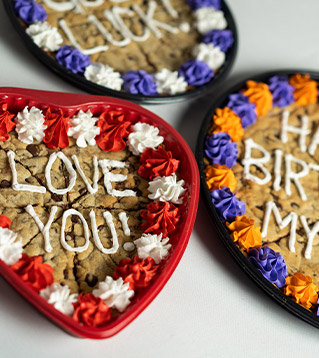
[196, 69, 319, 328]
[3, 0, 238, 104]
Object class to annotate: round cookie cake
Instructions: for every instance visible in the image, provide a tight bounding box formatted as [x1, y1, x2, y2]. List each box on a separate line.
[0, 92, 189, 331]
[7, 0, 236, 100]
[202, 72, 319, 317]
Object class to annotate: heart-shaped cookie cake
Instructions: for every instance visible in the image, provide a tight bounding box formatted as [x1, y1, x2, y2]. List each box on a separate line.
[0, 91, 192, 334]
[204, 73, 319, 315]
[12, 0, 234, 96]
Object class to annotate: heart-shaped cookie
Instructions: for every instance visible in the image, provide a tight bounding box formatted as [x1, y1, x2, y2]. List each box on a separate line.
[197, 70, 319, 328]
[0, 87, 199, 338]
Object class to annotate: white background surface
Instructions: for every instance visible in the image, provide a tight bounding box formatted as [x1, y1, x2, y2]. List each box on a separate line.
[0, 1, 319, 357]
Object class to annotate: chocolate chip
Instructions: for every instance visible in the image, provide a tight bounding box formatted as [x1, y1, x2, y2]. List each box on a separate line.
[71, 215, 81, 224]
[98, 225, 104, 231]
[26, 144, 40, 157]
[0, 180, 11, 188]
[63, 268, 69, 279]
[136, 189, 142, 197]
[79, 187, 86, 195]
[128, 164, 135, 173]
[66, 231, 75, 240]
[52, 193, 63, 202]
[134, 176, 141, 186]
[85, 274, 98, 287]
[291, 202, 299, 209]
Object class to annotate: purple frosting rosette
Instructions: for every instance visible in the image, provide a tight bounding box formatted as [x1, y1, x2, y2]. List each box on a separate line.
[202, 30, 234, 52]
[56, 46, 91, 74]
[179, 60, 214, 87]
[205, 132, 238, 168]
[187, 0, 222, 10]
[14, 0, 47, 24]
[268, 76, 295, 108]
[248, 246, 288, 288]
[211, 187, 246, 221]
[122, 70, 158, 96]
[226, 93, 257, 129]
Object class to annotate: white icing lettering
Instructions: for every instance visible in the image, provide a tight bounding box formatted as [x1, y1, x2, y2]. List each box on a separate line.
[99, 159, 136, 197]
[45, 152, 77, 195]
[308, 124, 319, 157]
[300, 216, 319, 260]
[132, 1, 179, 38]
[89, 210, 119, 254]
[273, 149, 283, 191]
[7, 151, 46, 194]
[25, 205, 57, 253]
[59, 19, 109, 55]
[262, 201, 298, 253]
[280, 110, 310, 152]
[242, 139, 272, 185]
[60, 209, 90, 252]
[104, 7, 150, 43]
[119, 212, 130, 236]
[284, 154, 309, 201]
[161, 0, 178, 18]
[72, 155, 99, 194]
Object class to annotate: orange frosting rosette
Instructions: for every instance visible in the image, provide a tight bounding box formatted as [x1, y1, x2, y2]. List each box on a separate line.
[204, 164, 237, 192]
[289, 74, 317, 106]
[284, 272, 318, 310]
[226, 216, 262, 251]
[213, 107, 244, 142]
[242, 81, 272, 116]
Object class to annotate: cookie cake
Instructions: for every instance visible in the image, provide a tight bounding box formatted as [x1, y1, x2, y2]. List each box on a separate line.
[203, 73, 319, 318]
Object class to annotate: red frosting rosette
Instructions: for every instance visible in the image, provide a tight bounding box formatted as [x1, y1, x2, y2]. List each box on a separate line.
[138, 146, 180, 180]
[11, 254, 54, 292]
[0, 103, 16, 141]
[43, 108, 71, 149]
[95, 110, 131, 151]
[73, 294, 112, 327]
[113, 256, 158, 290]
[0, 215, 12, 229]
[141, 201, 180, 238]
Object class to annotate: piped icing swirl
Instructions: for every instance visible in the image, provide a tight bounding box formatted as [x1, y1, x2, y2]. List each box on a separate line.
[213, 107, 244, 141]
[0, 103, 16, 141]
[242, 81, 272, 116]
[204, 164, 237, 192]
[205, 132, 238, 168]
[15, 106, 46, 144]
[141, 201, 180, 238]
[26, 21, 63, 52]
[226, 93, 257, 129]
[113, 256, 158, 291]
[268, 75, 294, 108]
[134, 233, 171, 264]
[147, 174, 186, 204]
[248, 246, 288, 288]
[92, 276, 134, 313]
[11, 253, 54, 292]
[139, 146, 180, 180]
[284, 273, 319, 310]
[211, 187, 246, 222]
[289, 74, 318, 106]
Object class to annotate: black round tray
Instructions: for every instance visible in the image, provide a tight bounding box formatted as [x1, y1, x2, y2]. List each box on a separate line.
[4, 0, 238, 105]
[196, 69, 319, 328]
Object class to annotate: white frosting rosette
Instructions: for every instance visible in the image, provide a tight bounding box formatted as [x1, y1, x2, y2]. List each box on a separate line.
[68, 110, 100, 148]
[128, 122, 164, 155]
[147, 174, 186, 204]
[134, 233, 171, 264]
[26, 21, 63, 52]
[0, 227, 22, 266]
[15, 106, 47, 144]
[192, 43, 226, 71]
[40, 283, 78, 316]
[84, 63, 123, 91]
[155, 69, 188, 95]
[93, 276, 134, 312]
[194, 8, 227, 34]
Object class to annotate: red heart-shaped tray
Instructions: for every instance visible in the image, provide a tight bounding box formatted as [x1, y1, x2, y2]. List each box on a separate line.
[0, 87, 199, 339]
